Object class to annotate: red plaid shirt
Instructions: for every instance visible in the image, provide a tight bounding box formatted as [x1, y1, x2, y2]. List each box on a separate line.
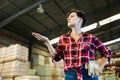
[53, 32, 111, 80]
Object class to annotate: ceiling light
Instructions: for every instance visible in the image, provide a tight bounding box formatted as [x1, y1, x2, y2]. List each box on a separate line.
[99, 13, 120, 26]
[37, 4, 44, 13]
[50, 37, 59, 44]
[81, 23, 97, 32]
[103, 38, 120, 45]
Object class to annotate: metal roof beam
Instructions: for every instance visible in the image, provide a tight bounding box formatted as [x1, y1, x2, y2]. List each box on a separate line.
[44, 10, 62, 28]
[7, 0, 51, 32]
[42, 4, 120, 39]
[88, 0, 98, 21]
[53, 0, 66, 15]
[0, 0, 46, 28]
[72, 0, 80, 9]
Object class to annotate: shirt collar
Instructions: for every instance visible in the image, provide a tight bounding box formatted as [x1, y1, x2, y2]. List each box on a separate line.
[66, 31, 71, 36]
[66, 31, 85, 36]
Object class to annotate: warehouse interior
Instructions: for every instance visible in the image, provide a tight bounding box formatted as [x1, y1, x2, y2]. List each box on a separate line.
[0, 0, 120, 80]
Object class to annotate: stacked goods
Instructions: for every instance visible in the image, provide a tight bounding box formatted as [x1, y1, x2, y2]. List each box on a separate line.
[26, 69, 36, 76]
[32, 54, 45, 66]
[26, 61, 36, 76]
[40, 76, 52, 80]
[4, 44, 28, 62]
[52, 68, 64, 80]
[0, 44, 29, 78]
[54, 60, 64, 68]
[104, 69, 116, 80]
[116, 51, 120, 54]
[98, 74, 105, 80]
[104, 73, 116, 80]
[1, 60, 27, 77]
[0, 63, 3, 75]
[52, 68, 64, 77]
[0, 47, 4, 77]
[33, 65, 53, 80]
[0, 47, 6, 62]
[33, 65, 53, 76]
[26, 61, 31, 69]
[45, 57, 54, 66]
[115, 58, 120, 64]
[53, 60, 64, 80]
[2, 78, 13, 80]
[14, 76, 40, 80]
[52, 77, 64, 80]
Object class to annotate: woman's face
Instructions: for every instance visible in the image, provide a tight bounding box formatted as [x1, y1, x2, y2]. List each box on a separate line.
[67, 12, 80, 27]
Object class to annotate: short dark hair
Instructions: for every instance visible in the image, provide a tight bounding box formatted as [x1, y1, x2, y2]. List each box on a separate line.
[66, 9, 87, 26]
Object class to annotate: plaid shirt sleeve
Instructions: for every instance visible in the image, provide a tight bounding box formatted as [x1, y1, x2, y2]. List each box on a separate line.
[53, 35, 65, 61]
[93, 36, 111, 62]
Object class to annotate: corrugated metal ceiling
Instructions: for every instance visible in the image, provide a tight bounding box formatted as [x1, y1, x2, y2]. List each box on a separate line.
[0, 0, 120, 45]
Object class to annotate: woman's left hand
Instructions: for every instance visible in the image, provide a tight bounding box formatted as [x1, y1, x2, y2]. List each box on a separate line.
[85, 60, 102, 77]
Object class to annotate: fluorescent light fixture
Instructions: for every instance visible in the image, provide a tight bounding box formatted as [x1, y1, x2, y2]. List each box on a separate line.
[81, 23, 97, 32]
[50, 13, 120, 44]
[50, 37, 59, 44]
[103, 38, 120, 45]
[99, 13, 120, 26]
[50, 37, 120, 45]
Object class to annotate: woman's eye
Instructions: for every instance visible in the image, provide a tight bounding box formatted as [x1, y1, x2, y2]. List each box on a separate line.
[71, 15, 73, 17]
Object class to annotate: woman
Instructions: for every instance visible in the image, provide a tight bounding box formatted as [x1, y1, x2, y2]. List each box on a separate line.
[32, 9, 111, 80]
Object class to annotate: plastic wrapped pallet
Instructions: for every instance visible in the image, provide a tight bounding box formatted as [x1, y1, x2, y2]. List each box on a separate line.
[15, 76, 40, 80]
[0, 47, 6, 62]
[4, 44, 28, 62]
[1, 60, 27, 77]
[32, 54, 45, 65]
[33, 65, 53, 76]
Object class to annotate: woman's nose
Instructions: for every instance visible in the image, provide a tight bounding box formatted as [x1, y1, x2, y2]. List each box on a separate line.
[67, 17, 70, 21]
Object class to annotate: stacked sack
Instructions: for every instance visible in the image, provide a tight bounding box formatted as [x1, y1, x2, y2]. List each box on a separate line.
[0, 47, 6, 62]
[52, 59, 64, 80]
[1, 60, 26, 77]
[33, 55, 54, 80]
[0, 44, 28, 78]
[0, 44, 40, 80]
[0, 63, 3, 75]
[14, 76, 40, 80]
[4, 44, 28, 62]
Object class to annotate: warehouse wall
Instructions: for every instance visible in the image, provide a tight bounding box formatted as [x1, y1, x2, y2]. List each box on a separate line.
[0, 30, 29, 47]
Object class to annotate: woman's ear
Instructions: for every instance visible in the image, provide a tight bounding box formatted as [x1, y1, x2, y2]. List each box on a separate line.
[79, 18, 83, 22]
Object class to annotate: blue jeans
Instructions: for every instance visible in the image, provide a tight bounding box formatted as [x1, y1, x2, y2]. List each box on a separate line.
[65, 70, 77, 80]
[80, 68, 98, 80]
[65, 68, 98, 80]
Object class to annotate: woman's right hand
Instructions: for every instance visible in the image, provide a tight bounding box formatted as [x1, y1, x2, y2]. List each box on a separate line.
[32, 32, 49, 43]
